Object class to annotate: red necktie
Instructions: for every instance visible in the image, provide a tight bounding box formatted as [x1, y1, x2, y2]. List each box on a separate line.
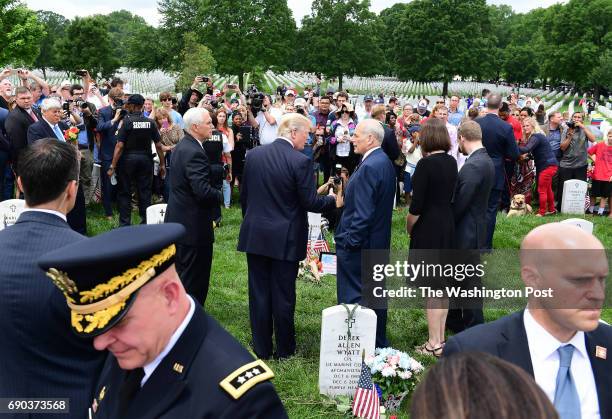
[29, 110, 38, 122]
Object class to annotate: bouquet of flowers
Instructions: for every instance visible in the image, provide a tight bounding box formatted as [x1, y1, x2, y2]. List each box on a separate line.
[63, 126, 80, 144]
[297, 256, 322, 283]
[365, 347, 424, 411]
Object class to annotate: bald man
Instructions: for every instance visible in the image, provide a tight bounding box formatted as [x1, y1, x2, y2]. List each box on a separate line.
[444, 223, 611, 419]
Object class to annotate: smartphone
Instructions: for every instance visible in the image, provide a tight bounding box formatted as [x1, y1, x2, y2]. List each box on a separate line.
[62, 102, 70, 112]
[76, 69, 88, 77]
[201, 76, 210, 82]
[227, 84, 237, 90]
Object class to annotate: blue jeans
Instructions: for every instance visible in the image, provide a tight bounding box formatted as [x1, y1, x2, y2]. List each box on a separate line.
[222, 179, 231, 207]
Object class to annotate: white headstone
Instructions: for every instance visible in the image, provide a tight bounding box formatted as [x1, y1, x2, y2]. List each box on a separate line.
[318, 304, 376, 397]
[560, 218, 594, 234]
[308, 212, 322, 241]
[561, 180, 588, 214]
[146, 203, 167, 224]
[0, 199, 26, 230]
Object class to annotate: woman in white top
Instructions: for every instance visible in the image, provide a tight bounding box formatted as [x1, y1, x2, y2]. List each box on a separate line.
[330, 103, 358, 173]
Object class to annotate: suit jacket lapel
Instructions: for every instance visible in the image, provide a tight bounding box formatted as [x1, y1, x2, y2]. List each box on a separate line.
[124, 307, 208, 418]
[585, 327, 611, 419]
[497, 310, 534, 376]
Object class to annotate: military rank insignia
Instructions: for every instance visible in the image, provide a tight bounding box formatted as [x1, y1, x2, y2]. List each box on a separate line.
[219, 359, 274, 400]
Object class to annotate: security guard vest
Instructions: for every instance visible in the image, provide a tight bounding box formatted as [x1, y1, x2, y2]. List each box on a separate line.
[203, 130, 224, 189]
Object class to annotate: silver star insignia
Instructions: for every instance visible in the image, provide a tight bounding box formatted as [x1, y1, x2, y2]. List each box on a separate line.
[245, 371, 253, 379]
[252, 368, 260, 375]
[237, 375, 246, 384]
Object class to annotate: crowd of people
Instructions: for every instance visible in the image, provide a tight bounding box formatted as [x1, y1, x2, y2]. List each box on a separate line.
[0, 66, 610, 419]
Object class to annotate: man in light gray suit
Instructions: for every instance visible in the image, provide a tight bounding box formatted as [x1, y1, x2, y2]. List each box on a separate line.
[447, 120, 495, 333]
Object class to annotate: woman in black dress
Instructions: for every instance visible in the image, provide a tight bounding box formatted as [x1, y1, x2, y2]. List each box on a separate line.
[406, 118, 458, 357]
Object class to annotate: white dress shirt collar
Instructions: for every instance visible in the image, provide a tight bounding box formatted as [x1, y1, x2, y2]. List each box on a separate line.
[523, 308, 600, 418]
[141, 296, 196, 386]
[524, 308, 588, 361]
[361, 146, 381, 162]
[22, 208, 67, 222]
[279, 136, 294, 148]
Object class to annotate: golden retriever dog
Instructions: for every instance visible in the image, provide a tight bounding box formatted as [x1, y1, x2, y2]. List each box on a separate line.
[507, 194, 532, 217]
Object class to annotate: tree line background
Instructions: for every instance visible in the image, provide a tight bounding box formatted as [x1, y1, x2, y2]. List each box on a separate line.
[1, 0, 610, 96]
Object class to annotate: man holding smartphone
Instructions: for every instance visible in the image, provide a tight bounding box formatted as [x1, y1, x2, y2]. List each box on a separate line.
[254, 94, 282, 145]
[178, 75, 213, 115]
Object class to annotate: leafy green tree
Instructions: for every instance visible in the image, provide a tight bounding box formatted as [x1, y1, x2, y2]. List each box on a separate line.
[33, 11, 67, 78]
[0, 0, 45, 67]
[104, 10, 152, 68]
[175, 32, 217, 92]
[201, 0, 296, 89]
[379, 3, 409, 76]
[55, 16, 119, 80]
[486, 4, 515, 81]
[297, 0, 384, 90]
[394, 0, 495, 96]
[502, 44, 539, 85]
[539, 0, 611, 94]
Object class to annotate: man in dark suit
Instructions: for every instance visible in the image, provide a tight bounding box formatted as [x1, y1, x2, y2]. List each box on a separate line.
[165, 107, 221, 306]
[238, 113, 336, 359]
[445, 223, 611, 419]
[0, 140, 105, 419]
[335, 119, 396, 348]
[4, 86, 41, 170]
[38, 224, 287, 419]
[27, 97, 87, 234]
[475, 94, 519, 250]
[447, 120, 495, 333]
[95, 87, 123, 219]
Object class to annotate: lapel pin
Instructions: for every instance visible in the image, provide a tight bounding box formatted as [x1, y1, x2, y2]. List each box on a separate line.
[173, 362, 184, 373]
[99, 386, 106, 401]
[595, 346, 607, 359]
[91, 398, 98, 414]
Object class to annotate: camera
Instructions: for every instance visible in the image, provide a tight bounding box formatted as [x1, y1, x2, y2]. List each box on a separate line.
[227, 84, 237, 90]
[333, 164, 343, 185]
[296, 106, 306, 116]
[247, 87, 265, 114]
[75, 69, 88, 77]
[114, 98, 124, 108]
[201, 76, 209, 82]
[566, 121, 576, 129]
[75, 99, 87, 109]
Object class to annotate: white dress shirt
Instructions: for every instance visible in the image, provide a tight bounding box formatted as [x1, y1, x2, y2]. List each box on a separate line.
[22, 208, 67, 222]
[523, 309, 600, 419]
[141, 296, 196, 387]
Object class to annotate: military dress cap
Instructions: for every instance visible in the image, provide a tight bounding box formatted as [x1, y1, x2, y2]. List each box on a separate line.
[126, 94, 145, 106]
[38, 224, 186, 337]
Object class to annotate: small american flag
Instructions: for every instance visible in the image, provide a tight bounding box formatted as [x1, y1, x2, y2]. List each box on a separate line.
[306, 238, 329, 258]
[352, 359, 380, 419]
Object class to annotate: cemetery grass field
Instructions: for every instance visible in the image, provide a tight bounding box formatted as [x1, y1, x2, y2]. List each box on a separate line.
[87, 201, 612, 419]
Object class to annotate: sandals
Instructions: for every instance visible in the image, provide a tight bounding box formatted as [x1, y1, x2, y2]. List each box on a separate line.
[415, 341, 444, 358]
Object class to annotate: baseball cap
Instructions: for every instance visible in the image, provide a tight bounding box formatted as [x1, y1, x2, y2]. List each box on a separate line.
[374, 98, 384, 105]
[285, 89, 296, 97]
[294, 97, 307, 107]
[364, 95, 374, 102]
[126, 94, 145, 105]
[418, 100, 428, 111]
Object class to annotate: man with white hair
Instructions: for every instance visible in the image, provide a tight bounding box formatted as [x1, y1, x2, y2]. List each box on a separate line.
[26, 97, 69, 143]
[27, 97, 88, 234]
[238, 113, 336, 359]
[335, 119, 396, 348]
[165, 107, 222, 307]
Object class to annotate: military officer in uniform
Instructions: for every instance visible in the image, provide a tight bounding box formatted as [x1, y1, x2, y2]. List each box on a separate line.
[38, 223, 287, 419]
[107, 94, 165, 226]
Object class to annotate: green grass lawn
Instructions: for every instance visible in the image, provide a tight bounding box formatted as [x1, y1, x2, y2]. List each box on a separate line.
[86, 200, 612, 418]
